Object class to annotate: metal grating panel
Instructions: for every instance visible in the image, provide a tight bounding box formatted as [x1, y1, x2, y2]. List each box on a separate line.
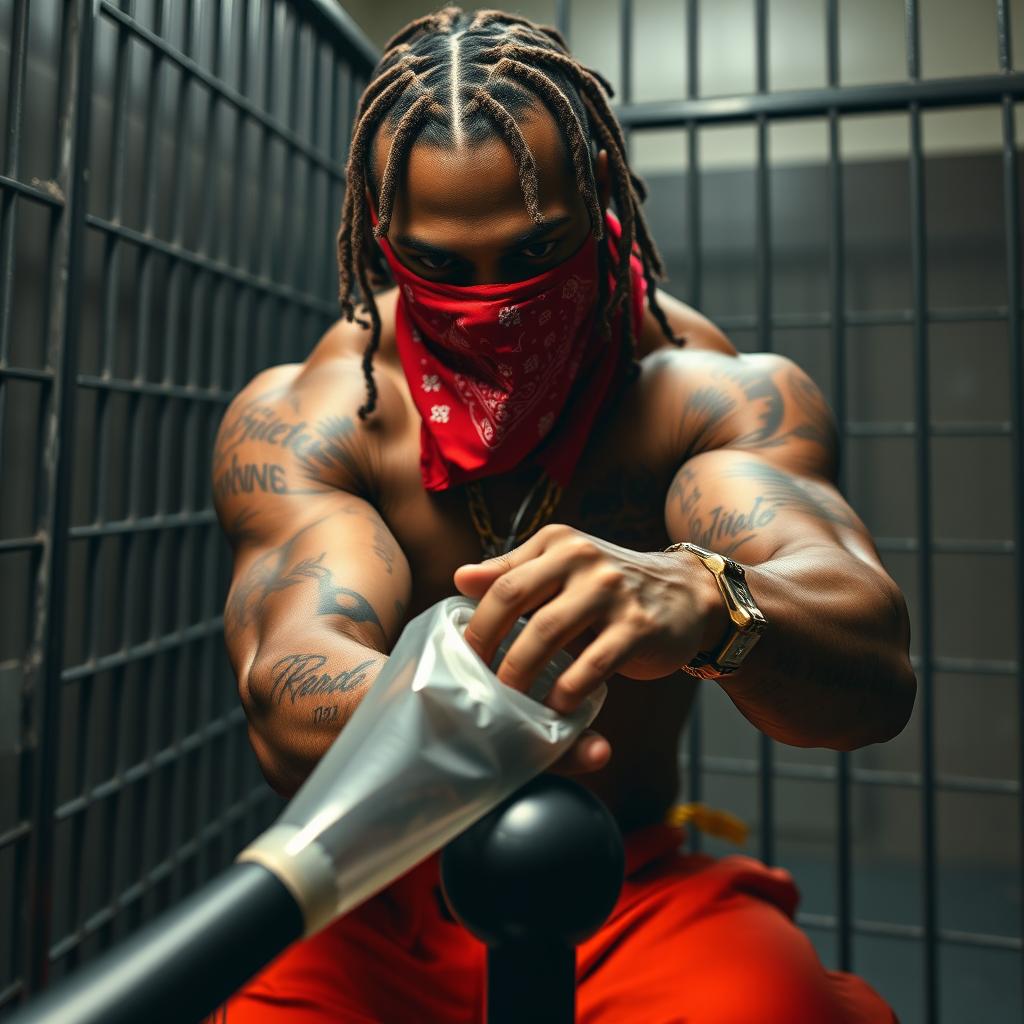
[0, 0, 375, 1007]
[556, 1, 1024, 1021]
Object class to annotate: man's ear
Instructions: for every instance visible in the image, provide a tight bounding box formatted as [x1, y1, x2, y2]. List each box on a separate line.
[595, 149, 611, 211]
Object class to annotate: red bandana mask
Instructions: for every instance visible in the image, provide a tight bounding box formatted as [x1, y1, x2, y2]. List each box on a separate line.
[374, 209, 646, 492]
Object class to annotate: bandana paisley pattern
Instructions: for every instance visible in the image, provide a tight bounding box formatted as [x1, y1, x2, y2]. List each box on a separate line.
[374, 210, 646, 492]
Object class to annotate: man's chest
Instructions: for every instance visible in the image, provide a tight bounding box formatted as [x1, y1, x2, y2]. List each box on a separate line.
[374, 353, 683, 615]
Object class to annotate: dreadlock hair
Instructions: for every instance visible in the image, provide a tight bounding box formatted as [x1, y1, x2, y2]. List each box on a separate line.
[337, 6, 680, 421]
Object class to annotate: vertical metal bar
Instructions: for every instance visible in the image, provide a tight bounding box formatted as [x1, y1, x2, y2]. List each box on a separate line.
[0, 0, 30, 367]
[9, 0, 43, 997]
[254, 0, 277, 373]
[905, 1, 938, 1019]
[685, 0, 703, 852]
[25, 0, 97, 995]
[825, 0, 853, 974]
[228, 0, 253, 390]
[193, 0, 228, 886]
[93, 0, 139, 953]
[995, 3, 1023, 1015]
[620, 0, 632, 107]
[754, 0, 774, 867]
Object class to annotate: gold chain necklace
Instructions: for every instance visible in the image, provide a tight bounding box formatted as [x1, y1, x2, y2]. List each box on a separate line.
[465, 468, 564, 559]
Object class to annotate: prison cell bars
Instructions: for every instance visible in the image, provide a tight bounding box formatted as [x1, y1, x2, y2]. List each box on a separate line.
[904, 4, 940, 1019]
[0, 0, 376, 1008]
[825, 0, 854, 978]
[997, 2, 1024, 1021]
[593, 1, 1024, 1021]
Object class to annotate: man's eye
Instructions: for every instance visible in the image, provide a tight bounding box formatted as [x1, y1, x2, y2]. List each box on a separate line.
[416, 253, 453, 270]
[521, 240, 556, 259]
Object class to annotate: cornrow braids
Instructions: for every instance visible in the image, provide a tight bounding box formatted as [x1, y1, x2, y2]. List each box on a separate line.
[337, 7, 680, 422]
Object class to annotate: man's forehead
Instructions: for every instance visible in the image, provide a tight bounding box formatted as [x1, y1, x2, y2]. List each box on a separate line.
[370, 102, 576, 221]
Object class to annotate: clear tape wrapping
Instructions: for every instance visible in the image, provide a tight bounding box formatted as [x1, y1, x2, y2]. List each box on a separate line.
[237, 596, 607, 937]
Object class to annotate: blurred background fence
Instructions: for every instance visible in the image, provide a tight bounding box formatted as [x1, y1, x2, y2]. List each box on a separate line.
[2, 2, 1024, 1022]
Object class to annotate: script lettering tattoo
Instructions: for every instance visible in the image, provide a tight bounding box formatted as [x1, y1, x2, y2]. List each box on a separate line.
[668, 466, 775, 556]
[312, 704, 340, 724]
[213, 454, 288, 498]
[268, 654, 379, 705]
[214, 394, 365, 488]
[723, 460, 858, 528]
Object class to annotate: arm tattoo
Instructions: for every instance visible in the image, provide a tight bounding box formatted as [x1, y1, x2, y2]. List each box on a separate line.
[679, 387, 738, 457]
[668, 466, 776, 556]
[293, 415, 367, 487]
[276, 552, 385, 633]
[214, 391, 367, 492]
[722, 460, 858, 529]
[687, 356, 838, 464]
[267, 653, 381, 705]
[225, 516, 331, 637]
[668, 459, 858, 557]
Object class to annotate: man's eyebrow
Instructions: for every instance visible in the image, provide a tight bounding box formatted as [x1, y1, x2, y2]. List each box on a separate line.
[394, 215, 573, 257]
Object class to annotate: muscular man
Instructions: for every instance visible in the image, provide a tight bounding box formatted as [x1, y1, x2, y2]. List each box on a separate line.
[211, 8, 914, 1022]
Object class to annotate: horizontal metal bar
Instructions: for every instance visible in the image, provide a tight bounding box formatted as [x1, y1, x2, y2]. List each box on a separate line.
[701, 755, 1019, 795]
[0, 820, 32, 853]
[874, 537, 1014, 556]
[69, 510, 217, 540]
[711, 306, 1017, 333]
[55, 709, 247, 821]
[48, 784, 276, 964]
[926, 654, 1019, 676]
[617, 72, 1024, 128]
[77, 373, 235, 405]
[0, 173, 65, 207]
[60, 618, 224, 683]
[798, 912, 1023, 952]
[846, 422, 1011, 438]
[0, 364, 56, 383]
[818, 533, 1015, 558]
[84, 214, 338, 318]
[0, 535, 45, 554]
[97, 3, 347, 180]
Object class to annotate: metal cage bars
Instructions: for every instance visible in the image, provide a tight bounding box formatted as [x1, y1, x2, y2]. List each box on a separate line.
[552, 1, 1024, 1022]
[0, 0, 375, 1008]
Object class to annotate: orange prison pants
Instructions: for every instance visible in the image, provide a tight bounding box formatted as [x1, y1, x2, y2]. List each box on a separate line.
[211, 823, 897, 1024]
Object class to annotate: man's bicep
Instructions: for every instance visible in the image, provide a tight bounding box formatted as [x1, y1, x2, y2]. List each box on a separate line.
[221, 489, 412, 679]
[664, 448, 883, 569]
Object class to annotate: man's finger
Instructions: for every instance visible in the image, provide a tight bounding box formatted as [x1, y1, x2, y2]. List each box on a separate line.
[546, 730, 612, 776]
[462, 557, 567, 668]
[490, 588, 607, 693]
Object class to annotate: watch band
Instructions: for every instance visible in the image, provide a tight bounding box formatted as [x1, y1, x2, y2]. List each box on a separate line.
[664, 541, 768, 679]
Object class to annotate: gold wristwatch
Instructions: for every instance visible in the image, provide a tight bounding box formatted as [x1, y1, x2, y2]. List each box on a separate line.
[664, 541, 768, 679]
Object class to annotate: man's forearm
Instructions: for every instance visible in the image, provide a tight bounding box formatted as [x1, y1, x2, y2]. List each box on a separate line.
[244, 633, 388, 797]
[697, 543, 916, 751]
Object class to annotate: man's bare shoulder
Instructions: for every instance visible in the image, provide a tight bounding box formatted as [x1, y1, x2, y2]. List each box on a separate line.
[646, 345, 838, 477]
[215, 305, 408, 501]
[306, 287, 400, 368]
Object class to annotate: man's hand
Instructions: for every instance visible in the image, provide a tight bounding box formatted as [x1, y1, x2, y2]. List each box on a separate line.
[453, 524, 719, 773]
